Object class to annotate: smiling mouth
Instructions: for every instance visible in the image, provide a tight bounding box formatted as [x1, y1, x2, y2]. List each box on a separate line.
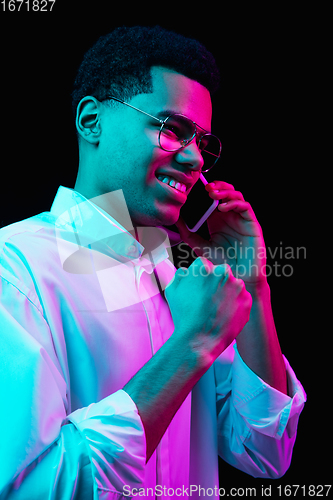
[156, 174, 187, 193]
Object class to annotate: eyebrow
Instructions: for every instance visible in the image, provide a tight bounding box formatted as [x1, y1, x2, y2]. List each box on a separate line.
[155, 109, 179, 120]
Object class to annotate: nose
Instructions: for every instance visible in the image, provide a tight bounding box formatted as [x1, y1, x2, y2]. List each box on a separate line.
[174, 140, 204, 171]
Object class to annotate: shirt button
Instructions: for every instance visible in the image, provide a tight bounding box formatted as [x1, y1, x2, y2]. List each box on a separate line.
[127, 244, 138, 256]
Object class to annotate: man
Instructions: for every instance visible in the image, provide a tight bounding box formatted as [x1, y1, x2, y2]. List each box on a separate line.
[0, 26, 306, 499]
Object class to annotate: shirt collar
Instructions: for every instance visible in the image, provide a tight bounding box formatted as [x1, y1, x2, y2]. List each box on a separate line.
[50, 186, 170, 272]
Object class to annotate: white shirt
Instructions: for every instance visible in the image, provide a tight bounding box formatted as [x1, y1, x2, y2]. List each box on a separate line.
[0, 186, 306, 499]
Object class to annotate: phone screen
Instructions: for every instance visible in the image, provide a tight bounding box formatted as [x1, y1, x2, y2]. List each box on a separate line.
[180, 173, 218, 231]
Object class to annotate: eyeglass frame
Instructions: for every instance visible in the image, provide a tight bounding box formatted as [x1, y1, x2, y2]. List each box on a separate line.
[99, 96, 222, 172]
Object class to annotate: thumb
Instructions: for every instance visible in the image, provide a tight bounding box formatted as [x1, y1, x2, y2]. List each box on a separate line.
[164, 266, 188, 301]
[170, 266, 188, 286]
[175, 216, 208, 257]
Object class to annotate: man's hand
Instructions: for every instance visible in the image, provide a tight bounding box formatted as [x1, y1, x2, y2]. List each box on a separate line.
[124, 257, 252, 461]
[165, 257, 252, 365]
[176, 180, 287, 395]
[176, 181, 266, 284]
[124, 181, 287, 464]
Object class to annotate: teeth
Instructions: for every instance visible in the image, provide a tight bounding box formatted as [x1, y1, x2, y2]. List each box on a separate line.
[157, 175, 186, 193]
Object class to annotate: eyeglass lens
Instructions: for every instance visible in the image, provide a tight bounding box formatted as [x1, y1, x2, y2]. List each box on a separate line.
[159, 114, 221, 171]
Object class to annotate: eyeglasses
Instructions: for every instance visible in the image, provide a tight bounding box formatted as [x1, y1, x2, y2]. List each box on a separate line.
[99, 96, 222, 172]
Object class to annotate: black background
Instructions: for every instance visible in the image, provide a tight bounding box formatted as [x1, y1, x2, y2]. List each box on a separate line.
[0, 2, 321, 496]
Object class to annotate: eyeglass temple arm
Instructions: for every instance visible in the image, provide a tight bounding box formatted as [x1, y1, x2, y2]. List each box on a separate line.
[103, 96, 164, 124]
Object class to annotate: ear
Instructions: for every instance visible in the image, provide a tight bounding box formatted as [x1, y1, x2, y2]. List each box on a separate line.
[76, 96, 101, 145]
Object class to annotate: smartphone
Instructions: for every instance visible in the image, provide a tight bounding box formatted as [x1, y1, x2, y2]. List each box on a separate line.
[161, 173, 219, 246]
[181, 173, 218, 231]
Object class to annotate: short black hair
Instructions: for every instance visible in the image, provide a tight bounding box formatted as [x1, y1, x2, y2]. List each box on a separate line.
[71, 25, 220, 116]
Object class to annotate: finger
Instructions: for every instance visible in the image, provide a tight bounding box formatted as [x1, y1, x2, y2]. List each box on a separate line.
[205, 181, 235, 192]
[214, 263, 233, 282]
[208, 189, 245, 202]
[173, 266, 188, 280]
[217, 199, 257, 221]
[188, 256, 214, 276]
[165, 266, 188, 294]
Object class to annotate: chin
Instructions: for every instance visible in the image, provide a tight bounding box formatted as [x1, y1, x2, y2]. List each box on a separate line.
[156, 207, 181, 227]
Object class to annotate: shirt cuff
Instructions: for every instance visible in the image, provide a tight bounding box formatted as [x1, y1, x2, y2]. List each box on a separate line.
[66, 389, 146, 496]
[232, 344, 307, 439]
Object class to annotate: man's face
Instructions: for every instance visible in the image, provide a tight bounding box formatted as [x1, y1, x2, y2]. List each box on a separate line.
[95, 66, 212, 227]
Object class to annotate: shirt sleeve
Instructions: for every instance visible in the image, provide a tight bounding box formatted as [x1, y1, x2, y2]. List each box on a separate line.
[0, 274, 146, 499]
[215, 342, 306, 479]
